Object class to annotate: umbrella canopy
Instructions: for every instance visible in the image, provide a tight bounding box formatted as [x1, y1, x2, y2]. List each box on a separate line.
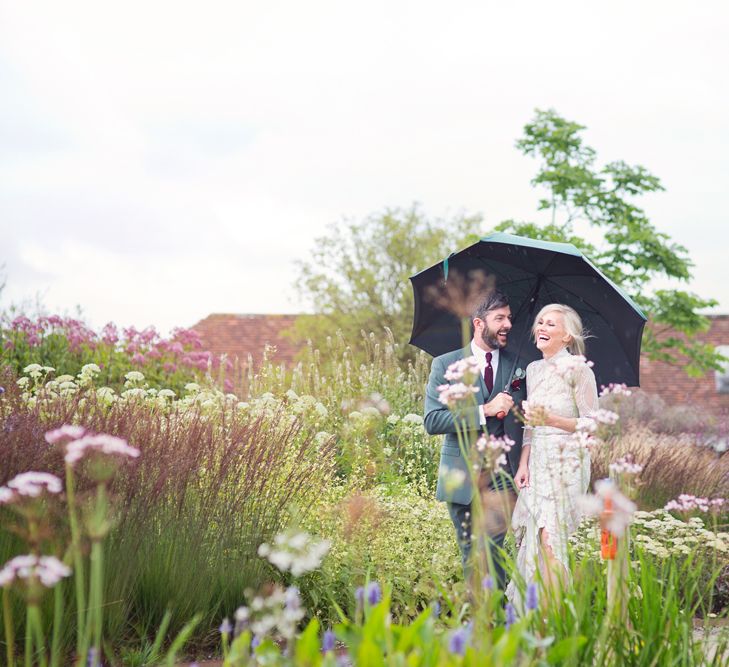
[409, 232, 647, 388]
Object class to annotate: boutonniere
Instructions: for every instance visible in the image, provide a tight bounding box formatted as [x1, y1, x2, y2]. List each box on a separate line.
[510, 367, 526, 391]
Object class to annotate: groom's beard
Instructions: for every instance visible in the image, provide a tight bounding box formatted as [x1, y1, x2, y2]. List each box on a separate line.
[481, 325, 509, 349]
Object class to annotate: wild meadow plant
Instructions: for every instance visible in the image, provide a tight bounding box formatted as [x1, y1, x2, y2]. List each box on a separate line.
[2, 324, 729, 663]
[0, 371, 337, 660]
[213, 528, 728, 666]
[591, 426, 729, 514]
[0, 313, 226, 394]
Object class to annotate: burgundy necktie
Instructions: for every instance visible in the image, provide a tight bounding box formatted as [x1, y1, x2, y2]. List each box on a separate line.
[484, 352, 494, 394]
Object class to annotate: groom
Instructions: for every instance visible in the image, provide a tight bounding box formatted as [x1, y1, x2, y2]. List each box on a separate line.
[424, 289, 526, 590]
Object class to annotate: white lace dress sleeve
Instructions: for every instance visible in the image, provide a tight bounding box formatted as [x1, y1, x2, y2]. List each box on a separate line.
[505, 349, 597, 608]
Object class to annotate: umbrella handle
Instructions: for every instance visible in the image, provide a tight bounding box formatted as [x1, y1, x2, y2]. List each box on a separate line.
[495, 385, 512, 420]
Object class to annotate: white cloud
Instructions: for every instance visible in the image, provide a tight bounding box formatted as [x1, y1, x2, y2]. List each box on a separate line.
[1, 0, 728, 334]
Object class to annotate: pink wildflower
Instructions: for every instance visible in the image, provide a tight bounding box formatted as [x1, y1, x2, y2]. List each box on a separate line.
[609, 455, 643, 476]
[599, 383, 632, 398]
[437, 383, 479, 407]
[0, 555, 71, 588]
[45, 424, 86, 445]
[664, 494, 725, 513]
[8, 472, 63, 496]
[444, 357, 480, 382]
[64, 433, 140, 466]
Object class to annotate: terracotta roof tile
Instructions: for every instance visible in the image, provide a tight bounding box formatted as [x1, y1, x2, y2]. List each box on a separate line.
[638, 315, 729, 414]
[191, 313, 302, 368]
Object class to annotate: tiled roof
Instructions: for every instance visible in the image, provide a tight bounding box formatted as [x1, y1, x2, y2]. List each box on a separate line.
[639, 314, 729, 414]
[192, 313, 301, 367]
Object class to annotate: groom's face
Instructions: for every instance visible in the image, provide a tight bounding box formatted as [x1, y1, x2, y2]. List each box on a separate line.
[474, 306, 512, 350]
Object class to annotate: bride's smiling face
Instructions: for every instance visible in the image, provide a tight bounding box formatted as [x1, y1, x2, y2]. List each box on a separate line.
[534, 310, 571, 358]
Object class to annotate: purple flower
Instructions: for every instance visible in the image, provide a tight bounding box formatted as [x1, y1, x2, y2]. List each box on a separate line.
[355, 586, 365, 606]
[482, 575, 495, 591]
[285, 586, 301, 611]
[219, 618, 232, 634]
[251, 634, 262, 651]
[448, 627, 469, 655]
[525, 582, 539, 611]
[0, 386, 5, 395]
[505, 602, 517, 628]
[366, 581, 382, 605]
[431, 600, 441, 618]
[86, 647, 101, 667]
[322, 629, 336, 652]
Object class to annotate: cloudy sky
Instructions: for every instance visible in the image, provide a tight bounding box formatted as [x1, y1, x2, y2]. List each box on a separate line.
[1, 1, 727, 333]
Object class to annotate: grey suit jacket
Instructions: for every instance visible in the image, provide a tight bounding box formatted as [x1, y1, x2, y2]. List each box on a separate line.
[424, 344, 526, 505]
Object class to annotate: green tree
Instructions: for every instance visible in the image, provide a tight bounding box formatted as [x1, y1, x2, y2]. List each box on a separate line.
[496, 108, 722, 376]
[293, 206, 482, 360]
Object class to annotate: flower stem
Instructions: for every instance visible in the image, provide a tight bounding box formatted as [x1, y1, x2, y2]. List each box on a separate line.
[50, 580, 64, 667]
[65, 465, 88, 659]
[88, 539, 104, 666]
[28, 603, 47, 667]
[3, 587, 15, 667]
[24, 610, 31, 667]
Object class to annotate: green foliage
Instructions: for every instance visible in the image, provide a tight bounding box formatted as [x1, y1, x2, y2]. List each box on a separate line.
[497, 108, 722, 375]
[220, 548, 728, 666]
[2, 330, 729, 663]
[293, 205, 483, 361]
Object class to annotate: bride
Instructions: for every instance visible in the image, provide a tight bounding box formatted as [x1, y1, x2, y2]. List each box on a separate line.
[505, 303, 599, 606]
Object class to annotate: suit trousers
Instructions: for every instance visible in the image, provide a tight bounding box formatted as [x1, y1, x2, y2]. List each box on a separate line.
[447, 469, 516, 591]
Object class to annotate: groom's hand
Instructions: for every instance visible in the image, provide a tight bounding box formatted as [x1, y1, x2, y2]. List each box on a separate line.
[485, 392, 514, 417]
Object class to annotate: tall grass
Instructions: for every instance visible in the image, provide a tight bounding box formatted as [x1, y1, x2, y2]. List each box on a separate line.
[0, 374, 336, 657]
[591, 427, 729, 510]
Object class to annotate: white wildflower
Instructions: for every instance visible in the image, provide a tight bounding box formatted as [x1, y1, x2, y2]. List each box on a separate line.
[600, 383, 632, 397]
[593, 409, 620, 425]
[402, 413, 424, 425]
[124, 371, 145, 383]
[314, 402, 328, 418]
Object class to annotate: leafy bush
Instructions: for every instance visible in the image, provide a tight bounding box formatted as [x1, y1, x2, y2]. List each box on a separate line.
[301, 481, 461, 623]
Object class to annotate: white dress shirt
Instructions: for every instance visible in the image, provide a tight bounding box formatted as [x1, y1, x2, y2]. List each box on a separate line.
[471, 340, 499, 425]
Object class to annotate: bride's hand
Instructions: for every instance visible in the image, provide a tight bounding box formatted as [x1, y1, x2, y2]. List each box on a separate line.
[514, 464, 530, 489]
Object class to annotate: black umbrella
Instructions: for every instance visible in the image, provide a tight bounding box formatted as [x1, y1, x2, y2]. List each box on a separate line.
[409, 232, 648, 388]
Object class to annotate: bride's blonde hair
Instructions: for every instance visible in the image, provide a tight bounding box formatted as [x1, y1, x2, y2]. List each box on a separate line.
[532, 304, 589, 355]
